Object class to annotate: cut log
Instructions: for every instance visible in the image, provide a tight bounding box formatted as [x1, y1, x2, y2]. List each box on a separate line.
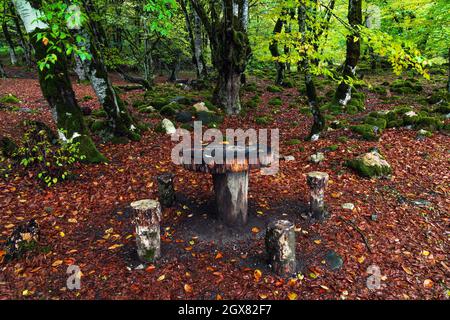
[157, 173, 175, 207]
[212, 171, 248, 226]
[306, 171, 329, 219]
[265, 220, 296, 276]
[130, 199, 162, 263]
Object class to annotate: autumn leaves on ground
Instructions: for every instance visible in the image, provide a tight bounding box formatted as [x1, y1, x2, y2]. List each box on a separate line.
[0, 66, 449, 300]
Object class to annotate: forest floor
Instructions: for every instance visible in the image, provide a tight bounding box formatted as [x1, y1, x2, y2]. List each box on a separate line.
[0, 65, 449, 300]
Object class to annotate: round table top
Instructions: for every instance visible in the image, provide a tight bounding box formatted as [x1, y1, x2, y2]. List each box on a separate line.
[179, 143, 275, 174]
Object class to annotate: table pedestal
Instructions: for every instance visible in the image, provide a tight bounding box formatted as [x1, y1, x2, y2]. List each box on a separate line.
[212, 171, 249, 226]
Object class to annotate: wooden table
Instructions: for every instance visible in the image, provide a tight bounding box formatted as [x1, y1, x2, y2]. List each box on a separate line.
[179, 143, 275, 226]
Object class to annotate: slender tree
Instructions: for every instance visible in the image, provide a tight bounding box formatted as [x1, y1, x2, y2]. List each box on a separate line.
[335, 0, 362, 106]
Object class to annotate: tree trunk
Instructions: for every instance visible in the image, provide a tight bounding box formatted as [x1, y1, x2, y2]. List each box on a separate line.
[269, 18, 285, 86]
[74, 54, 89, 82]
[12, 0, 105, 163]
[76, 27, 140, 141]
[10, 3, 33, 66]
[2, 22, 18, 65]
[335, 0, 362, 106]
[265, 220, 296, 276]
[299, 3, 325, 138]
[306, 171, 329, 220]
[212, 171, 248, 226]
[0, 62, 6, 78]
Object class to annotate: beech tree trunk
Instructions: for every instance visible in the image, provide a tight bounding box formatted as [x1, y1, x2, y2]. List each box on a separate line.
[306, 171, 329, 220]
[335, 0, 362, 106]
[2, 22, 18, 65]
[157, 173, 175, 208]
[269, 17, 285, 86]
[190, 0, 251, 114]
[298, 3, 325, 138]
[80, 30, 140, 141]
[0, 62, 6, 78]
[12, 0, 105, 163]
[10, 3, 33, 66]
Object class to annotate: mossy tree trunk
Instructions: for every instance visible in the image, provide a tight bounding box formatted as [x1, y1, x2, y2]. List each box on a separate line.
[12, 0, 106, 163]
[269, 17, 286, 86]
[79, 29, 141, 141]
[335, 0, 362, 106]
[298, 2, 325, 138]
[190, 0, 251, 115]
[2, 22, 18, 65]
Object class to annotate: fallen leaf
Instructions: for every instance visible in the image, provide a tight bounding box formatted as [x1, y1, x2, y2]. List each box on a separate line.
[52, 260, 63, 267]
[157, 274, 166, 281]
[254, 269, 262, 282]
[287, 292, 298, 300]
[145, 265, 156, 273]
[251, 227, 260, 233]
[215, 252, 223, 259]
[259, 293, 268, 299]
[357, 256, 365, 264]
[402, 266, 413, 275]
[423, 279, 433, 288]
[184, 284, 193, 293]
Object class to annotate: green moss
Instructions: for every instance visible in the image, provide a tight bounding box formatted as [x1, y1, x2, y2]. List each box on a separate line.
[413, 116, 443, 131]
[371, 86, 387, 95]
[364, 116, 387, 130]
[160, 102, 181, 116]
[268, 97, 282, 106]
[390, 79, 422, 94]
[266, 85, 283, 93]
[282, 80, 294, 88]
[151, 97, 170, 110]
[76, 135, 107, 163]
[433, 105, 450, 114]
[327, 144, 339, 151]
[299, 107, 312, 115]
[91, 109, 108, 118]
[286, 138, 301, 145]
[91, 119, 108, 132]
[255, 116, 273, 125]
[350, 124, 381, 141]
[337, 136, 349, 143]
[346, 156, 391, 178]
[0, 93, 20, 104]
[82, 95, 93, 102]
[243, 83, 258, 92]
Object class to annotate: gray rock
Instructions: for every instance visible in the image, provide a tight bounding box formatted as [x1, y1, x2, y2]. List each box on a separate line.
[175, 110, 193, 123]
[310, 152, 325, 164]
[342, 203, 355, 210]
[161, 118, 176, 134]
[324, 250, 343, 270]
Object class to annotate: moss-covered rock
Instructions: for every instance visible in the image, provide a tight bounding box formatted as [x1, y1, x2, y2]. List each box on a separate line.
[350, 124, 382, 141]
[346, 150, 392, 178]
[413, 116, 443, 131]
[91, 109, 108, 118]
[390, 79, 422, 94]
[91, 119, 108, 132]
[160, 102, 181, 116]
[364, 116, 387, 130]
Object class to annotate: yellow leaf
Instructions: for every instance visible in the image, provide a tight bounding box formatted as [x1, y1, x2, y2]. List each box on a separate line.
[184, 284, 193, 293]
[287, 292, 298, 300]
[314, 239, 321, 245]
[216, 294, 223, 300]
[259, 293, 268, 299]
[22, 289, 33, 296]
[254, 269, 262, 282]
[357, 256, 365, 264]
[108, 244, 123, 250]
[157, 274, 166, 281]
[215, 252, 223, 259]
[59, 232, 65, 237]
[423, 279, 433, 288]
[5, 224, 14, 229]
[68, 218, 77, 223]
[52, 260, 63, 267]
[402, 266, 413, 275]
[421, 250, 430, 256]
[251, 227, 260, 233]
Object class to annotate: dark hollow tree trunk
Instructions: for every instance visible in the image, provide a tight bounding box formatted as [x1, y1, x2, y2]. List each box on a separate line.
[335, 0, 362, 106]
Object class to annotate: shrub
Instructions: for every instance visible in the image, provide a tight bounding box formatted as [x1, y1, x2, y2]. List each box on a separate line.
[0, 124, 84, 186]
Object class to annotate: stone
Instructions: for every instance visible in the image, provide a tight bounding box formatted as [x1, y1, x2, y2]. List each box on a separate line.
[371, 214, 378, 221]
[284, 155, 295, 161]
[306, 171, 329, 220]
[310, 134, 320, 142]
[193, 102, 209, 113]
[131, 199, 162, 263]
[342, 203, 355, 210]
[157, 173, 175, 207]
[175, 110, 193, 123]
[346, 150, 392, 178]
[265, 220, 296, 276]
[310, 152, 325, 164]
[324, 250, 343, 270]
[161, 118, 176, 135]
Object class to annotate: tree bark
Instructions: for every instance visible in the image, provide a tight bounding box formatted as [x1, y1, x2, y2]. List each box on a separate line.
[190, 0, 251, 114]
[2, 22, 18, 65]
[265, 220, 296, 276]
[298, 3, 325, 138]
[335, 0, 362, 106]
[269, 17, 285, 86]
[131, 199, 162, 263]
[212, 171, 248, 226]
[10, 2, 33, 66]
[0, 62, 6, 78]
[12, 0, 106, 163]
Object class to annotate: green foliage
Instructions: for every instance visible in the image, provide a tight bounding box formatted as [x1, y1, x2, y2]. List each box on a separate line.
[266, 85, 283, 93]
[255, 116, 273, 125]
[0, 124, 85, 186]
[268, 97, 282, 106]
[0, 93, 21, 104]
[350, 124, 382, 141]
[286, 138, 301, 145]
